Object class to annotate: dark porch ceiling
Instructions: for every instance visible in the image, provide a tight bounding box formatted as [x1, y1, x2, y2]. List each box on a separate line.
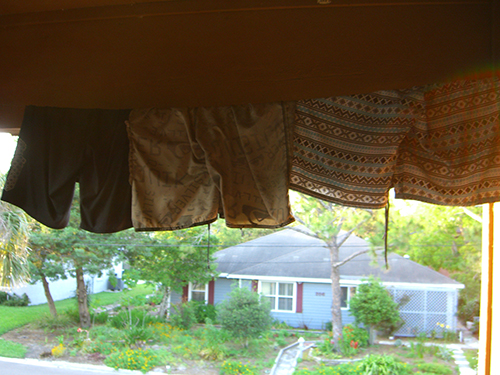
[0, 0, 498, 134]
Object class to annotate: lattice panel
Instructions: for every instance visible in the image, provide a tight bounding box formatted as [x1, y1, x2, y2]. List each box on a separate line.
[392, 288, 456, 337]
[394, 289, 425, 311]
[427, 291, 448, 313]
[398, 312, 425, 336]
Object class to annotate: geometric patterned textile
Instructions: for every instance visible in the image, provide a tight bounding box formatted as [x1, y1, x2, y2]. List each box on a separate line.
[291, 76, 500, 208]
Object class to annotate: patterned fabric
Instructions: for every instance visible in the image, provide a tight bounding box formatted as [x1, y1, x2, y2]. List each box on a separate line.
[127, 102, 296, 231]
[291, 76, 500, 208]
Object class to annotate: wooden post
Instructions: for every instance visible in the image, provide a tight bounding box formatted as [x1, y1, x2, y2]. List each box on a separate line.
[478, 203, 499, 374]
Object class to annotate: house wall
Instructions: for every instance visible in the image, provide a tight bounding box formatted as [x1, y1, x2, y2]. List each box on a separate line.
[9, 273, 111, 306]
[213, 278, 236, 304]
[269, 282, 354, 330]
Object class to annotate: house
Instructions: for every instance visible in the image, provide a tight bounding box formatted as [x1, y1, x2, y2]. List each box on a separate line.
[3, 263, 124, 306]
[173, 228, 464, 336]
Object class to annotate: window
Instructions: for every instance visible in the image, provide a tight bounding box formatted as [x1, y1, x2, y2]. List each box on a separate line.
[341, 286, 356, 308]
[189, 282, 208, 303]
[261, 281, 295, 312]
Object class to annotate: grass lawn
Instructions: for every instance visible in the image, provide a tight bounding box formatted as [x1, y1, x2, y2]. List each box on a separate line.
[0, 338, 27, 358]
[0, 284, 154, 335]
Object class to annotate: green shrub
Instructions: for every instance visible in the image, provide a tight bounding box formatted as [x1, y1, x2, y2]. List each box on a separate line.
[294, 363, 362, 375]
[348, 278, 401, 336]
[33, 313, 75, 329]
[198, 323, 231, 360]
[339, 324, 369, 356]
[0, 291, 8, 304]
[458, 299, 480, 323]
[63, 306, 81, 323]
[86, 339, 119, 355]
[122, 325, 154, 346]
[2, 293, 30, 307]
[170, 302, 197, 330]
[220, 360, 258, 375]
[0, 338, 27, 358]
[104, 348, 159, 373]
[417, 362, 453, 375]
[436, 346, 454, 362]
[359, 355, 412, 375]
[110, 308, 161, 329]
[193, 301, 217, 323]
[90, 310, 109, 325]
[90, 325, 123, 340]
[217, 287, 272, 343]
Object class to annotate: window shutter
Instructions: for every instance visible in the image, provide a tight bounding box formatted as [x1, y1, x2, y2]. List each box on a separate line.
[208, 280, 215, 305]
[251, 280, 258, 292]
[296, 282, 303, 313]
[182, 285, 189, 302]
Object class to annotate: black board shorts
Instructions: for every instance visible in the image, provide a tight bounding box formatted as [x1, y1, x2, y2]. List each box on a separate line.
[1, 106, 132, 233]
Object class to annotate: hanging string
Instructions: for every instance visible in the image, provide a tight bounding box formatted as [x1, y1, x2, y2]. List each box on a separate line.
[384, 202, 390, 269]
[207, 223, 211, 269]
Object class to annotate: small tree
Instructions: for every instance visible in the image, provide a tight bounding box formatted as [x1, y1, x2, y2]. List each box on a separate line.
[217, 286, 272, 347]
[348, 277, 401, 344]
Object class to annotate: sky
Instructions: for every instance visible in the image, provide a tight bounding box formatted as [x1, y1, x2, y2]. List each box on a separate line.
[0, 132, 17, 174]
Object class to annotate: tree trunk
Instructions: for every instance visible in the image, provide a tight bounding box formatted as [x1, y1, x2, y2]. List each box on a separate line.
[76, 267, 91, 328]
[40, 273, 57, 318]
[329, 242, 343, 351]
[159, 286, 171, 318]
[368, 326, 377, 345]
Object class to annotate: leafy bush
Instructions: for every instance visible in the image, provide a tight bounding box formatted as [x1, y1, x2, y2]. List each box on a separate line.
[315, 337, 342, 359]
[122, 325, 154, 347]
[220, 360, 258, 375]
[436, 346, 454, 362]
[86, 339, 119, 355]
[104, 348, 159, 374]
[33, 313, 75, 329]
[458, 299, 480, 323]
[338, 324, 369, 356]
[90, 310, 109, 325]
[358, 355, 412, 375]
[0, 291, 8, 304]
[193, 300, 217, 323]
[109, 308, 161, 329]
[217, 287, 272, 342]
[63, 306, 81, 323]
[170, 302, 197, 330]
[294, 363, 361, 375]
[348, 278, 401, 335]
[198, 323, 231, 360]
[417, 363, 453, 375]
[2, 293, 30, 307]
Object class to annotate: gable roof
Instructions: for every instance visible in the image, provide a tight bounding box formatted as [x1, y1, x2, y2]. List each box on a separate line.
[214, 228, 463, 288]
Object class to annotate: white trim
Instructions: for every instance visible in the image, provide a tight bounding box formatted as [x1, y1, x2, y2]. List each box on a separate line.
[188, 282, 209, 303]
[259, 280, 297, 314]
[340, 285, 357, 310]
[223, 274, 464, 290]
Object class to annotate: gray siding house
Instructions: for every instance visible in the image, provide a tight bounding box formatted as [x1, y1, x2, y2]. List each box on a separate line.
[174, 228, 464, 336]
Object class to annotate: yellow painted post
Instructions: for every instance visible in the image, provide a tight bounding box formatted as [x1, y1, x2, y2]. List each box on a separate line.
[478, 203, 499, 374]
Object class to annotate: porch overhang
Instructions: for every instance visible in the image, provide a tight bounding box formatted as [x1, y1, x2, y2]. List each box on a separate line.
[0, 0, 498, 133]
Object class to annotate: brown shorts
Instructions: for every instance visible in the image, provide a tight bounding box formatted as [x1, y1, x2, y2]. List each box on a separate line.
[127, 102, 296, 230]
